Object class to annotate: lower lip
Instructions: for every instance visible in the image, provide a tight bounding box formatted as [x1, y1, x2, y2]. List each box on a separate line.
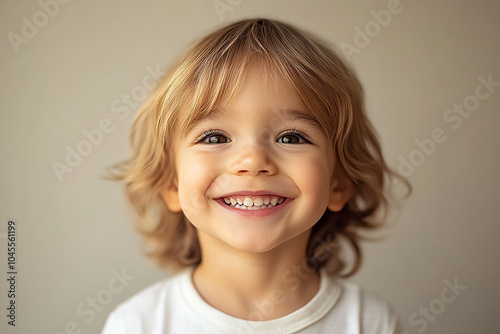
[215, 198, 292, 217]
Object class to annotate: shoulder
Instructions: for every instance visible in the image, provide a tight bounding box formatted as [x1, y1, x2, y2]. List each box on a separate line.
[115, 276, 173, 315]
[340, 281, 401, 334]
[101, 271, 184, 334]
[317, 276, 401, 334]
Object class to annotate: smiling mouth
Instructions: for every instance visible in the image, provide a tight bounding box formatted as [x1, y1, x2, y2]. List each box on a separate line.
[221, 195, 286, 210]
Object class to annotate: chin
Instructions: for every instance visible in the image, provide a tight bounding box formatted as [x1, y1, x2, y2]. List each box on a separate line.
[230, 241, 283, 254]
[223, 230, 296, 254]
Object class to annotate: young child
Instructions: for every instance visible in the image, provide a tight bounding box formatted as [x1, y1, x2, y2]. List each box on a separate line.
[102, 18, 411, 333]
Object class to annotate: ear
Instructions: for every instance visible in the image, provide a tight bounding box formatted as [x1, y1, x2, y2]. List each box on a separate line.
[160, 182, 182, 213]
[327, 173, 355, 212]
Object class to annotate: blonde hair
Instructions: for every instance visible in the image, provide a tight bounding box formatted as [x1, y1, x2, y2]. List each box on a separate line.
[109, 18, 411, 277]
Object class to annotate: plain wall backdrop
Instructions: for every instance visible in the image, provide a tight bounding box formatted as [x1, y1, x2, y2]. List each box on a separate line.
[1, 0, 499, 333]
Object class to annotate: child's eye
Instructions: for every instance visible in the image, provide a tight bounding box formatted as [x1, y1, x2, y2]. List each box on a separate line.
[277, 131, 311, 144]
[205, 135, 229, 144]
[196, 130, 231, 144]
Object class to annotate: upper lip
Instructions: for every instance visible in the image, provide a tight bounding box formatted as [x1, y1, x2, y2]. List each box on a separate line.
[216, 190, 287, 198]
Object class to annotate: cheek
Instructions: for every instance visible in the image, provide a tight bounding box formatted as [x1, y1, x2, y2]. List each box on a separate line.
[292, 152, 332, 206]
[176, 152, 221, 214]
[177, 155, 210, 210]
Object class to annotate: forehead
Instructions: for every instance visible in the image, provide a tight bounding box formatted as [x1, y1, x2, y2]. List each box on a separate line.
[187, 64, 321, 129]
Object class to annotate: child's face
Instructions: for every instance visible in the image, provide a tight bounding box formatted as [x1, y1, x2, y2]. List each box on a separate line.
[163, 66, 347, 254]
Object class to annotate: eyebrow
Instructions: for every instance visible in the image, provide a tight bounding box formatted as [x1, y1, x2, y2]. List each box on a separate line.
[190, 107, 323, 131]
[275, 108, 323, 130]
[194, 107, 236, 122]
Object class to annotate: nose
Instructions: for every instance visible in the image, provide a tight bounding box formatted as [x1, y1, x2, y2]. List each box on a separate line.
[228, 144, 278, 176]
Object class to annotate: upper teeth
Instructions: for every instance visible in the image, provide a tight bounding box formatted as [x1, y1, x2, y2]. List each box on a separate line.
[223, 196, 285, 209]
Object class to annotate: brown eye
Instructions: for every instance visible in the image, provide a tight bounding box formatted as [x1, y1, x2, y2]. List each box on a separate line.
[279, 135, 300, 144]
[277, 131, 310, 144]
[205, 134, 229, 144]
[195, 129, 231, 144]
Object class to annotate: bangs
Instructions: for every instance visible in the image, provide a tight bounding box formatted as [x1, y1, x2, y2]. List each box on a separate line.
[170, 19, 354, 140]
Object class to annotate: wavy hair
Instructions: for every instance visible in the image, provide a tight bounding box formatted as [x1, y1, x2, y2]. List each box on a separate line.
[108, 18, 411, 276]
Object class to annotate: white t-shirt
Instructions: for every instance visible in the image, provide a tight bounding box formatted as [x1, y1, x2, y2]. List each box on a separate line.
[101, 268, 402, 333]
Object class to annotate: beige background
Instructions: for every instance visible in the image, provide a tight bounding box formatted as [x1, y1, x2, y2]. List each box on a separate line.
[1, 0, 499, 333]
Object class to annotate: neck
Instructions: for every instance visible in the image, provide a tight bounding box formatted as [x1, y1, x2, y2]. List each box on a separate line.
[192, 231, 320, 320]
